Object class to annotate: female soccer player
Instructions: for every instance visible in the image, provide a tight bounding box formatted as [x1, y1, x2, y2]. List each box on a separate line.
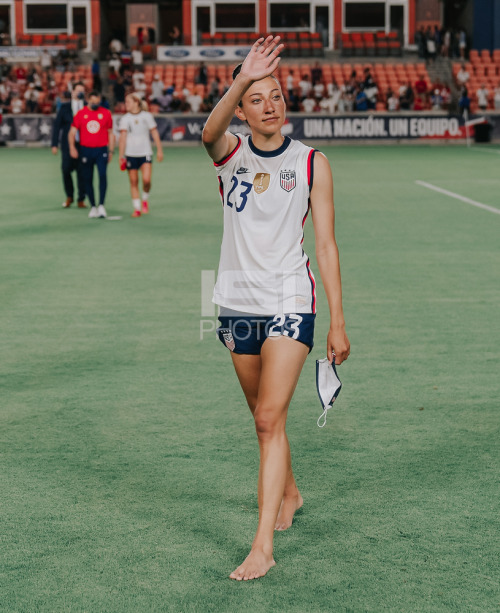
[202, 36, 350, 581]
[118, 93, 163, 217]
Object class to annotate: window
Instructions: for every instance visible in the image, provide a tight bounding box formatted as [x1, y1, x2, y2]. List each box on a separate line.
[215, 3, 255, 29]
[26, 4, 67, 30]
[72, 7, 87, 35]
[345, 2, 385, 29]
[270, 3, 310, 29]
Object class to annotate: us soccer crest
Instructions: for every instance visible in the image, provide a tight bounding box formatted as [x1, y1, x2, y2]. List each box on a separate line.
[253, 173, 270, 194]
[280, 170, 296, 192]
[220, 329, 235, 351]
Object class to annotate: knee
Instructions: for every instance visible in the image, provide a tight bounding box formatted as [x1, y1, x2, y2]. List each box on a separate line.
[143, 180, 151, 191]
[253, 404, 285, 440]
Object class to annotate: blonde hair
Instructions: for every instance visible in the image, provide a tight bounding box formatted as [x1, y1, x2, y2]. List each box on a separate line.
[127, 92, 148, 112]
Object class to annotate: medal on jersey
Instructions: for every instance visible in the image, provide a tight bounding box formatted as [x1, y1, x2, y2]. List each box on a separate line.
[253, 173, 270, 194]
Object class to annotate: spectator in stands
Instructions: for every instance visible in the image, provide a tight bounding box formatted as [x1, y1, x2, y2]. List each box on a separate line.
[433, 26, 442, 56]
[441, 29, 451, 58]
[186, 90, 203, 113]
[416, 26, 426, 59]
[15, 64, 27, 85]
[134, 74, 147, 99]
[150, 74, 164, 104]
[339, 85, 354, 112]
[132, 48, 143, 70]
[413, 95, 425, 111]
[286, 70, 294, 100]
[323, 81, 341, 112]
[399, 82, 414, 110]
[426, 29, 436, 63]
[355, 85, 368, 112]
[132, 69, 145, 90]
[288, 87, 301, 112]
[209, 77, 221, 106]
[40, 49, 52, 72]
[495, 82, 500, 110]
[113, 77, 126, 106]
[0, 78, 11, 113]
[137, 27, 145, 46]
[92, 58, 101, 92]
[311, 62, 323, 86]
[10, 95, 23, 114]
[313, 79, 325, 99]
[108, 53, 121, 75]
[24, 83, 40, 113]
[302, 92, 316, 113]
[157, 86, 173, 112]
[387, 89, 399, 111]
[430, 88, 442, 110]
[109, 38, 123, 54]
[415, 74, 427, 99]
[0, 58, 10, 79]
[458, 28, 467, 60]
[196, 62, 207, 86]
[456, 63, 469, 86]
[440, 84, 451, 111]
[298, 74, 312, 100]
[458, 86, 470, 116]
[169, 25, 182, 46]
[476, 84, 490, 111]
[363, 68, 378, 110]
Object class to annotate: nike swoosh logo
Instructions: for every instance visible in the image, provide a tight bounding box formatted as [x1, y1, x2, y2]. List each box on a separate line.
[236, 168, 249, 174]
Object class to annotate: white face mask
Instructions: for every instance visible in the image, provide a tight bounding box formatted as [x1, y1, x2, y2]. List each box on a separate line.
[316, 358, 342, 428]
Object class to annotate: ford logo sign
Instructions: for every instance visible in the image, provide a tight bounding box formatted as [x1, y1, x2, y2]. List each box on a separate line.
[234, 47, 251, 57]
[163, 49, 190, 58]
[200, 48, 225, 58]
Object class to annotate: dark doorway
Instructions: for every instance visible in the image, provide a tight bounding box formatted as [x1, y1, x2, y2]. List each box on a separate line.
[72, 7, 87, 35]
[315, 6, 329, 48]
[390, 5, 404, 41]
[196, 6, 210, 45]
[0, 6, 11, 45]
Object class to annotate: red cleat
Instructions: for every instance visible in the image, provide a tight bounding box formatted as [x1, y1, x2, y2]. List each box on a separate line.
[131, 210, 141, 218]
[141, 201, 149, 214]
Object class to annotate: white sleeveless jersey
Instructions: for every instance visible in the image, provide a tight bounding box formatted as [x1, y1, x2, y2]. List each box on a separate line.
[213, 134, 317, 315]
[118, 111, 156, 157]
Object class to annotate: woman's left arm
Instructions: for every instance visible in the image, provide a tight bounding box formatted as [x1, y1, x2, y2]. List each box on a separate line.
[310, 152, 350, 365]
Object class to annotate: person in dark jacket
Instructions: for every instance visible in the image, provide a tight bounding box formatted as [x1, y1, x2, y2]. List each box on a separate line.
[51, 82, 86, 208]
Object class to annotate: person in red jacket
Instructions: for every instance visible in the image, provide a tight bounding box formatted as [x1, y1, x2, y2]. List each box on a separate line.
[68, 90, 115, 219]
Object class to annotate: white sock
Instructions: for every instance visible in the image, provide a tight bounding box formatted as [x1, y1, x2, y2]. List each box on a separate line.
[132, 198, 141, 211]
[142, 191, 149, 202]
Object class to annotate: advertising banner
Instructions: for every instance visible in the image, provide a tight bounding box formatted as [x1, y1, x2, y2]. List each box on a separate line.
[1, 114, 498, 145]
[157, 45, 252, 62]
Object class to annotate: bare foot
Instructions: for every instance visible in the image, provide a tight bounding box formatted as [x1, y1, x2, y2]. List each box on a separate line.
[229, 548, 276, 581]
[275, 494, 303, 531]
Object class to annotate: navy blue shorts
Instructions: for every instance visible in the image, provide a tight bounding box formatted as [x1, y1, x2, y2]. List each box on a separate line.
[217, 313, 315, 355]
[126, 155, 152, 170]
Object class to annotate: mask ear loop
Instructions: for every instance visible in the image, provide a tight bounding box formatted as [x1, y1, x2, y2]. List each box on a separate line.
[317, 404, 332, 428]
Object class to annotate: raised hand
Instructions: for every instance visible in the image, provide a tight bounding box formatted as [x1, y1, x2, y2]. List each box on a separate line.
[239, 35, 284, 83]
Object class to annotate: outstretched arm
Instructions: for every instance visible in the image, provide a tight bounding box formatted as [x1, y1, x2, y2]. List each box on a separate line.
[202, 35, 283, 163]
[310, 152, 350, 365]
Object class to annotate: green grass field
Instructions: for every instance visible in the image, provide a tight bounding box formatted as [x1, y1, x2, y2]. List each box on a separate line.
[1, 144, 500, 612]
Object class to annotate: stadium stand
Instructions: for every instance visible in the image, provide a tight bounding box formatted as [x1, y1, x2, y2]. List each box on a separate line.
[339, 32, 401, 57]
[199, 32, 323, 57]
[453, 49, 500, 111]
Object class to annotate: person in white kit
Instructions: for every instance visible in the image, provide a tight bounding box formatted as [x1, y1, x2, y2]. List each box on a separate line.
[202, 36, 350, 581]
[118, 93, 163, 217]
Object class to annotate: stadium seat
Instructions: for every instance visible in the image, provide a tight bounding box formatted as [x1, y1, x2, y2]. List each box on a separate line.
[201, 33, 212, 46]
